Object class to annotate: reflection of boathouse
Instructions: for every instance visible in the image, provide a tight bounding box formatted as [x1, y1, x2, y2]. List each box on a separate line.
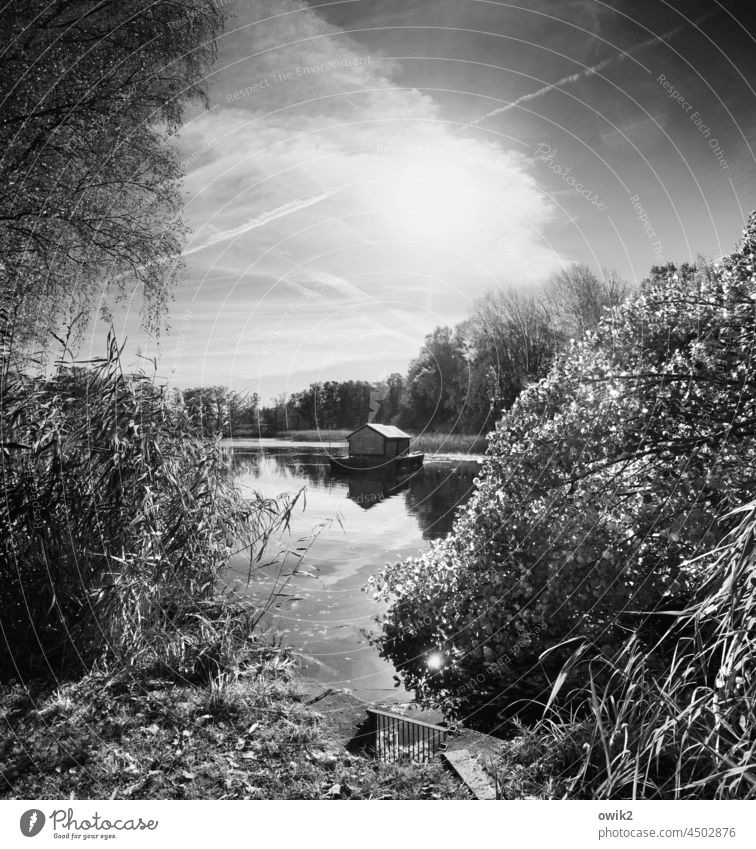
[347, 471, 410, 509]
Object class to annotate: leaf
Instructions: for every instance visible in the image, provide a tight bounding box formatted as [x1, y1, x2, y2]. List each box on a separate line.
[542, 640, 590, 715]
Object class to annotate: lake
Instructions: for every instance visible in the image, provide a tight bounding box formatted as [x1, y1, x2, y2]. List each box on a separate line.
[223, 439, 481, 704]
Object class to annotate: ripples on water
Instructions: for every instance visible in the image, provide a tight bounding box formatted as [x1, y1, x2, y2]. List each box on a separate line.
[223, 440, 481, 703]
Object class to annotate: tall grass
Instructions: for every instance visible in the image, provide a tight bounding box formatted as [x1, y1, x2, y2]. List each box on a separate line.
[0, 327, 297, 682]
[278, 429, 349, 442]
[503, 501, 756, 799]
[408, 432, 487, 455]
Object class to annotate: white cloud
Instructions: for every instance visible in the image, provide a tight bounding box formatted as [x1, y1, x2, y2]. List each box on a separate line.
[167, 0, 562, 394]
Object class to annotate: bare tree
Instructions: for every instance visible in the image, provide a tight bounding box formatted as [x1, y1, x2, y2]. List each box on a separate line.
[546, 263, 631, 337]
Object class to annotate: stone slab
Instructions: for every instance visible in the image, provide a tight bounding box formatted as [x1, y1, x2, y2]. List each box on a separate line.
[442, 747, 498, 800]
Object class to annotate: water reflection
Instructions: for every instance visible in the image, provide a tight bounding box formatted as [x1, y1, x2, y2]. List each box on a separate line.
[223, 440, 480, 702]
[329, 470, 406, 510]
[226, 443, 479, 540]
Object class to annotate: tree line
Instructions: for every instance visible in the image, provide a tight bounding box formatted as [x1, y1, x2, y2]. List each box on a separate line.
[245, 265, 630, 435]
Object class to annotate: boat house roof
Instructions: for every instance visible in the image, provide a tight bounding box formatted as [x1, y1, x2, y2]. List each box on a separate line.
[346, 423, 411, 440]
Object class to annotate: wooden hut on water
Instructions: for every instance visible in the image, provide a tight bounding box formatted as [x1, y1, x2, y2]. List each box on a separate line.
[329, 423, 424, 472]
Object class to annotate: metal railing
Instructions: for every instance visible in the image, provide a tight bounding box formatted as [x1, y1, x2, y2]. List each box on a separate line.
[366, 708, 448, 763]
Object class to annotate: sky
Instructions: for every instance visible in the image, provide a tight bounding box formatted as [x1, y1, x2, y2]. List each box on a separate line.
[94, 0, 756, 401]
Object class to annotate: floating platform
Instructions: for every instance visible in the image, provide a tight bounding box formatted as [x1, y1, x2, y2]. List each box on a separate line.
[328, 452, 424, 474]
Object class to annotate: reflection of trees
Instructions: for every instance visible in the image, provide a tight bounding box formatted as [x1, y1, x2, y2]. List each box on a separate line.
[223, 446, 480, 540]
[223, 447, 262, 479]
[224, 447, 333, 487]
[336, 461, 480, 535]
[404, 461, 479, 539]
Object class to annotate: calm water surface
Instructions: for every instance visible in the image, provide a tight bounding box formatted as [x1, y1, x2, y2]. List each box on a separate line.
[224, 439, 480, 704]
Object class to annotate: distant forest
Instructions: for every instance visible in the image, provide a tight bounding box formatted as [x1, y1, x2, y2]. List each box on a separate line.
[182, 264, 629, 436]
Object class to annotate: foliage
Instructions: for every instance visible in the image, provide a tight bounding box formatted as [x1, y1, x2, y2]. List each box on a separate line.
[0, 0, 225, 343]
[373, 214, 756, 722]
[496, 496, 756, 799]
[0, 329, 294, 681]
[397, 326, 468, 430]
[454, 288, 558, 430]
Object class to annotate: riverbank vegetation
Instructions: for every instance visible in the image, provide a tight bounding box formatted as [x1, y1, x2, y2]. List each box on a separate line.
[405, 432, 487, 455]
[0, 2, 466, 801]
[486, 497, 756, 799]
[276, 428, 350, 442]
[375, 216, 756, 798]
[0, 326, 296, 682]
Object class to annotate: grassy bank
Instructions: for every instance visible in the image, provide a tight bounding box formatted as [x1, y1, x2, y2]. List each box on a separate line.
[279, 429, 487, 454]
[279, 429, 349, 441]
[0, 650, 467, 800]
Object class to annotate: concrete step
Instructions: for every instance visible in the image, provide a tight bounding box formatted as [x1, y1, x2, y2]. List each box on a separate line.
[441, 728, 503, 800]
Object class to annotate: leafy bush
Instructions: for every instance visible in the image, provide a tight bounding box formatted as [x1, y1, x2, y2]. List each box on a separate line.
[374, 213, 756, 721]
[0, 330, 292, 681]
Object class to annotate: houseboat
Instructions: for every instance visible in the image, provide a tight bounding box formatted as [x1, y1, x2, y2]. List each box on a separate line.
[329, 423, 424, 473]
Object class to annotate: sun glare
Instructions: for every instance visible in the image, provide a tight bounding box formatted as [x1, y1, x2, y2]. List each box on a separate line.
[426, 651, 446, 670]
[378, 155, 491, 247]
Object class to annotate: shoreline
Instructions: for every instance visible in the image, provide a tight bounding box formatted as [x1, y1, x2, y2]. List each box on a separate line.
[221, 437, 486, 464]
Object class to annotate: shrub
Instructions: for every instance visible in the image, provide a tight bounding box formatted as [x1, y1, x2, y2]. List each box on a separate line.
[374, 213, 756, 721]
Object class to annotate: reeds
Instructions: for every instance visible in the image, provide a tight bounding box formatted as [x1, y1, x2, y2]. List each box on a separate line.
[278, 429, 349, 442]
[0, 329, 297, 681]
[408, 432, 488, 455]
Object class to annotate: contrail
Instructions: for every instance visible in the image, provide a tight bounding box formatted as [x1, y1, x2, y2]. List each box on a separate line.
[307, 269, 430, 336]
[468, 12, 716, 129]
[182, 188, 338, 256]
